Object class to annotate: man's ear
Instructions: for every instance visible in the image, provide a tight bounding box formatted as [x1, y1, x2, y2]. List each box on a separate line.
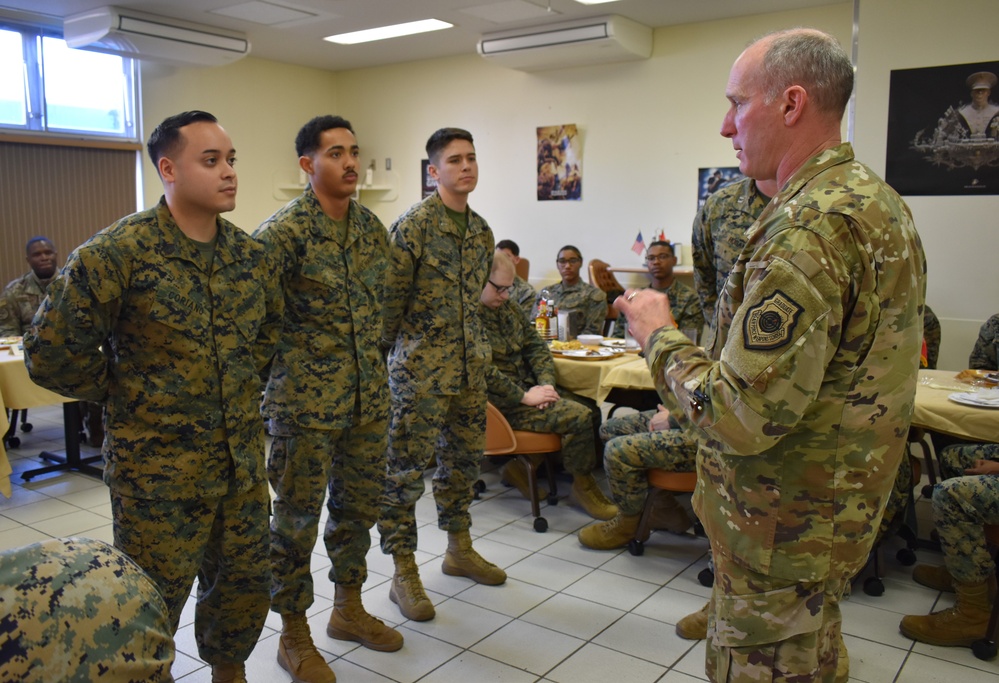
[783, 85, 807, 126]
[427, 162, 440, 181]
[157, 156, 175, 183]
[298, 155, 313, 177]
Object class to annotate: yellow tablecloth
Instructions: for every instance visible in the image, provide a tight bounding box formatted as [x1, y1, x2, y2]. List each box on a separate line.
[912, 369, 999, 442]
[600, 356, 655, 392]
[552, 352, 637, 403]
[0, 390, 10, 498]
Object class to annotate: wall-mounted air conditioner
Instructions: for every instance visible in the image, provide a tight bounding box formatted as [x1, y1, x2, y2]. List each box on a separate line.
[63, 6, 250, 67]
[477, 15, 652, 72]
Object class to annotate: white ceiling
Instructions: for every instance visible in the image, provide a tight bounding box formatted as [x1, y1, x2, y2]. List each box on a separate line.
[5, 0, 838, 71]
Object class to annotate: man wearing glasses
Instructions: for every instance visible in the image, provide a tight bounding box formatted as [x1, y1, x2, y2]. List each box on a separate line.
[614, 241, 703, 341]
[534, 245, 606, 336]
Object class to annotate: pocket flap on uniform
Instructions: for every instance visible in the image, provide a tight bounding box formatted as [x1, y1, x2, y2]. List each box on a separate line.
[712, 580, 824, 648]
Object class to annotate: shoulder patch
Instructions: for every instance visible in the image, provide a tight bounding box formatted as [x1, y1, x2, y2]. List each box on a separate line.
[742, 289, 803, 350]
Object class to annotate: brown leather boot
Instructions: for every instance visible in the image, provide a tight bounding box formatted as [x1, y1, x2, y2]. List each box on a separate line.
[675, 601, 709, 640]
[899, 579, 993, 647]
[570, 472, 618, 520]
[327, 584, 403, 652]
[501, 459, 547, 500]
[211, 662, 248, 683]
[390, 553, 435, 621]
[277, 613, 336, 683]
[442, 530, 507, 585]
[577, 513, 641, 550]
[912, 563, 955, 592]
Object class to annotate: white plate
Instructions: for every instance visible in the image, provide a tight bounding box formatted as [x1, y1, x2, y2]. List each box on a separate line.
[601, 339, 640, 350]
[948, 391, 999, 409]
[556, 348, 621, 359]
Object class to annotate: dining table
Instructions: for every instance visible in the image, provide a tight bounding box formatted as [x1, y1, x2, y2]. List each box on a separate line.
[551, 348, 639, 404]
[911, 369, 998, 443]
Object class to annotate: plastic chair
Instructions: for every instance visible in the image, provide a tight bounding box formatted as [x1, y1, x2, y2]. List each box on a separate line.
[476, 401, 560, 532]
[859, 454, 921, 596]
[515, 257, 530, 281]
[4, 409, 32, 449]
[587, 259, 625, 327]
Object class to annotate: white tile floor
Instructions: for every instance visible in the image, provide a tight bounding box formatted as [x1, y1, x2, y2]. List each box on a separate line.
[4, 404, 999, 682]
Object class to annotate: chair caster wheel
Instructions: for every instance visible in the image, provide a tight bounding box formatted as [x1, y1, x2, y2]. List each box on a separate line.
[922, 484, 934, 498]
[698, 568, 714, 587]
[863, 577, 884, 596]
[897, 547, 917, 566]
[473, 479, 485, 500]
[972, 638, 997, 661]
[627, 539, 644, 556]
[533, 517, 548, 533]
[547, 494, 558, 505]
[6, 436, 20, 449]
[21, 422, 32, 432]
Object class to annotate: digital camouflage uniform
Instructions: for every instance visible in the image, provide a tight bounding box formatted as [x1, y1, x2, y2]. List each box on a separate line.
[690, 177, 770, 328]
[533, 280, 606, 336]
[0, 270, 51, 337]
[509, 275, 537, 321]
[481, 299, 595, 474]
[969, 313, 999, 370]
[24, 197, 283, 665]
[379, 191, 494, 555]
[613, 279, 704, 340]
[254, 187, 389, 612]
[645, 144, 925, 680]
[932, 444, 999, 584]
[0, 537, 175, 683]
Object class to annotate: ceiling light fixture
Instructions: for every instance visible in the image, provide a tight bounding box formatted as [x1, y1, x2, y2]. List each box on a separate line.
[573, 0, 623, 4]
[324, 19, 452, 45]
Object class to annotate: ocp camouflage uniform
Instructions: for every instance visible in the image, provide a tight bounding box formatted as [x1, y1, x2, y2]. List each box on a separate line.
[931, 444, 999, 584]
[533, 280, 606, 336]
[254, 187, 389, 611]
[379, 191, 494, 554]
[690, 176, 770, 328]
[969, 313, 999, 370]
[645, 144, 925, 680]
[24, 197, 283, 665]
[481, 299, 595, 473]
[0, 270, 51, 337]
[0, 537, 175, 682]
[509, 275, 537, 321]
[613, 279, 704, 340]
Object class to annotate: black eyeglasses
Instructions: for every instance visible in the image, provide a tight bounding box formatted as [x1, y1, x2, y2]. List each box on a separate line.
[489, 279, 512, 294]
[645, 254, 675, 263]
[557, 257, 582, 266]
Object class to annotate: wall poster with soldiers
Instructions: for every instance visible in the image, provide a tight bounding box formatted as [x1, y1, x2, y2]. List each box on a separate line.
[697, 166, 745, 209]
[885, 60, 999, 195]
[537, 124, 582, 201]
[421, 159, 437, 199]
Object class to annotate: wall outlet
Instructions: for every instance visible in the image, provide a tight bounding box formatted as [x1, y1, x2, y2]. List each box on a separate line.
[385, 158, 392, 171]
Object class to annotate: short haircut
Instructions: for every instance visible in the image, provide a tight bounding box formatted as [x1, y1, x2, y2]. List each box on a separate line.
[496, 239, 520, 256]
[648, 240, 674, 255]
[558, 245, 582, 259]
[426, 127, 473, 165]
[147, 110, 218, 168]
[295, 115, 355, 158]
[491, 251, 516, 278]
[25, 236, 54, 254]
[758, 29, 854, 118]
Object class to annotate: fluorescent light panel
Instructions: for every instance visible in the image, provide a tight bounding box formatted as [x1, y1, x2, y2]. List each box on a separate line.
[325, 19, 452, 45]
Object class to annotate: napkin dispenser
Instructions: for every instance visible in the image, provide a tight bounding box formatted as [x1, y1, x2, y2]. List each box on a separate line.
[558, 310, 583, 341]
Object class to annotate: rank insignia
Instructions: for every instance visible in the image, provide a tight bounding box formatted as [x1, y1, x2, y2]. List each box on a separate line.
[743, 289, 803, 350]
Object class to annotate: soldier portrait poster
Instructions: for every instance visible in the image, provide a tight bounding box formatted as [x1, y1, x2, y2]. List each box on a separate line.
[885, 60, 999, 195]
[697, 166, 745, 209]
[537, 124, 582, 201]
[421, 159, 436, 199]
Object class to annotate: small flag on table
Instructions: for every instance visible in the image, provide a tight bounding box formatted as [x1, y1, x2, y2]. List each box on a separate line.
[631, 231, 645, 255]
[655, 230, 667, 243]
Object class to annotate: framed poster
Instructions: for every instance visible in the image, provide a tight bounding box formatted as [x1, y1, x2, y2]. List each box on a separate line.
[537, 124, 582, 201]
[421, 159, 437, 199]
[697, 166, 745, 208]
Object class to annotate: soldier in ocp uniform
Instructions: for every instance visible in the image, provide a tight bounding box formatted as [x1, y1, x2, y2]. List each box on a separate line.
[618, 30, 924, 682]
[0, 237, 57, 337]
[24, 111, 283, 683]
[254, 115, 400, 683]
[533, 245, 607, 336]
[379, 127, 505, 623]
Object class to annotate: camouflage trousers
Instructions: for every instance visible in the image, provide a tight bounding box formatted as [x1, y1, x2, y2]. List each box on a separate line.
[501, 388, 596, 475]
[598, 410, 696, 514]
[872, 452, 914, 546]
[932, 443, 999, 584]
[379, 386, 485, 556]
[0, 537, 175, 682]
[268, 417, 387, 615]
[707, 551, 849, 683]
[110, 479, 270, 665]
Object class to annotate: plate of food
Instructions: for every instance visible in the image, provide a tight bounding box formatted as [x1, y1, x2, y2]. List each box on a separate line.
[551, 347, 624, 360]
[948, 391, 999, 409]
[600, 338, 640, 351]
[0, 336, 22, 351]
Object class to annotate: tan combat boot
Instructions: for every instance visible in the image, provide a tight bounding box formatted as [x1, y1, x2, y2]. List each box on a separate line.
[570, 472, 618, 520]
[442, 530, 507, 585]
[648, 491, 692, 534]
[912, 563, 955, 592]
[327, 584, 404, 652]
[211, 662, 248, 683]
[501, 459, 547, 500]
[277, 613, 336, 683]
[577, 513, 641, 550]
[390, 553, 435, 621]
[675, 601, 709, 640]
[899, 579, 993, 647]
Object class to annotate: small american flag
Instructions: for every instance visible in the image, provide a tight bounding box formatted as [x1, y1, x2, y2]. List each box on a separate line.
[630, 231, 645, 256]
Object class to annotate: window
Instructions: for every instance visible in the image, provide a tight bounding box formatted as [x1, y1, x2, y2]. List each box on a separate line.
[0, 23, 138, 141]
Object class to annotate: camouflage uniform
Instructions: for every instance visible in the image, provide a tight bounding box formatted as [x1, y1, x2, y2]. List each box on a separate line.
[378, 191, 494, 555]
[645, 144, 925, 679]
[481, 299, 595, 473]
[690, 177, 770, 328]
[931, 444, 999, 584]
[509, 275, 537, 321]
[254, 187, 389, 612]
[923, 305, 940, 369]
[601, 424, 697, 515]
[969, 313, 999, 370]
[0, 270, 51, 337]
[613, 280, 703, 340]
[24, 197, 283, 664]
[0, 537, 175, 682]
[533, 280, 606, 336]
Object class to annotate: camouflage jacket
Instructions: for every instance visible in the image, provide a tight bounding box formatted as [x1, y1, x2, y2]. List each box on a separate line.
[690, 177, 770, 328]
[509, 275, 537, 321]
[614, 279, 704, 339]
[646, 144, 925, 582]
[534, 280, 607, 336]
[381, 191, 494, 396]
[969, 313, 999, 370]
[24, 198, 283, 500]
[481, 300, 556, 409]
[0, 271, 51, 337]
[255, 188, 389, 429]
